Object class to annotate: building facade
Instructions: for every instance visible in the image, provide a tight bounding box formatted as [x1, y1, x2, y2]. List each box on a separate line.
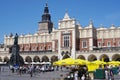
[1, 3, 120, 63]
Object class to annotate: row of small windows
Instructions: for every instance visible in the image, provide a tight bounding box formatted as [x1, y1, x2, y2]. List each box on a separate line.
[20, 45, 51, 51]
[98, 41, 120, 47]
[82, 41, 120, 48]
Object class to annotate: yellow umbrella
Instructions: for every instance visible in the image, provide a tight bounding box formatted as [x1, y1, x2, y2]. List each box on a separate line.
[53, 60, 62, 66]
[53, 58, 76, 66]
[75, 59, 90, 65]
[91, 60, 106, 65]
[87, 60, 106, 71]
[108, 61, 120, 65]
[61, 58, 76, 65]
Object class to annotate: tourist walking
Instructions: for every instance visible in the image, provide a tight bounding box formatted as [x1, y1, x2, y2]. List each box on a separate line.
[19, 66, 22, 76]
[29, 65, 33, 77]
[0, 66, 1, 73]
[41, 65, 45, 73]
[105, 69, 114, 80]
[74, 71, 78, 80]
[108, 69, 114, 80]
[81, 74, 85, 80]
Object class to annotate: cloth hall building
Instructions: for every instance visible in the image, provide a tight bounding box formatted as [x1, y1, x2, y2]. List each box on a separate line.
[0, 3, 120, 63]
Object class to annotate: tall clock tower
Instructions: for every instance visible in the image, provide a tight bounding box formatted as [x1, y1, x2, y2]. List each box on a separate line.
[38, 2, 53, 34]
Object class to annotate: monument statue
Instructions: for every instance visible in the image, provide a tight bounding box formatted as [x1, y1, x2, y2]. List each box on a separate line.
[9, 33, 24, 67]
[14, 33, 18, 45]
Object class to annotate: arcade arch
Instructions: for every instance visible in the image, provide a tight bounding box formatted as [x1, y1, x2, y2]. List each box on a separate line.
[51, 55, 58, 63]
[42, 56, 49, 62]
[77, 55, 85, 60]
[99, 54, 109, 62]
[112, 54, 120, 61]
[4, 56, 9, 62]
[88, 54, 97, 61]
[33, 56, 40, 62]
[25, 56, 32, 62]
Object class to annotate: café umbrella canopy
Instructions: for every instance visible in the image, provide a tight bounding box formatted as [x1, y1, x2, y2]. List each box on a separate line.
[108, 61, 120, 65]
[53, 60, 62, 66]
[53, 58, 76, 66]
[53, 58, 90, 66]
[74, 59, 90, 65]
[91, 60, 106, 65]
[87, 60, 106, 71]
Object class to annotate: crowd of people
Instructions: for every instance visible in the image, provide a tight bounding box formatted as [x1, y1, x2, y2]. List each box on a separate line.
[9, 64, 54, 77]
[63, 65, 89, 80]
[104, 64, 120, 80]
[62, 64, 120, 80]
[8, 64, 89, 80]
[1, 63, 120, 80]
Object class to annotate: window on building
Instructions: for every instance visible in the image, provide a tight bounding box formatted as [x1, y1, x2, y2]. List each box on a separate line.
[63, 35, 70, 47]
[98, 42, 101, 47]
[32, 46, 35, 51]
[82, 40, 87, 48]
[48, 45, 51, 50]
[107, 42, 111, 47]
[118, 41, 120, 47]
[40, 46, 43, 50]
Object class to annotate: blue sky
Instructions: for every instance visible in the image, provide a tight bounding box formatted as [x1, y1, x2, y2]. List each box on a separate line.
[0, 0, 120, 43]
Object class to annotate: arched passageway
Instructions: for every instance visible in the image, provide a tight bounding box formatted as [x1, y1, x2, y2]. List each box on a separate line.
[33, 56, 40, 62]
[88, 54, 97, 61]
[4, 56, 9, 62]
[112, 54, 120, 61]
[77, 55, 85, 60]
[25, 56, 32, 63]
[99, 54, 109, 62]
[42, 56, 49, 62]
[51, 55, 58, 63]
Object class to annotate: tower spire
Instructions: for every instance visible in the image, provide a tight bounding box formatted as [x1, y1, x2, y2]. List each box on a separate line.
[38, 1, 53, 34]
[46, 0, 48, 7]
[41, 1, 51, 22]
[44, 0, 49, 14]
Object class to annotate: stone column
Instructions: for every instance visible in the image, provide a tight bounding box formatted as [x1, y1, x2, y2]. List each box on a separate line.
[52, 40, 55, 52]
[71, 28, 76, 59]
[58, 31, 62, 60]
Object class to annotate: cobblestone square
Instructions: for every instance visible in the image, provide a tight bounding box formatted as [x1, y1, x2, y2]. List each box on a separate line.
[0, 66, 120, 80]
